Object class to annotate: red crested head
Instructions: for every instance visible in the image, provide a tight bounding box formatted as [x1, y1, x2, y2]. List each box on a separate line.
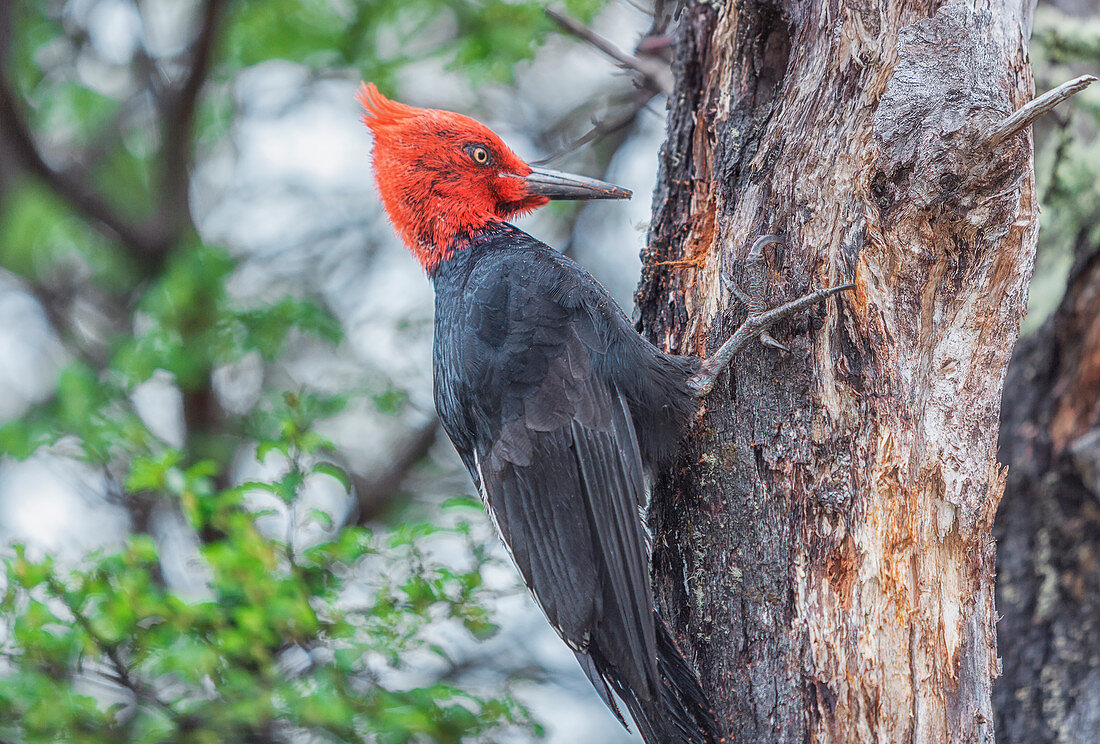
[357, 83, 631, 272]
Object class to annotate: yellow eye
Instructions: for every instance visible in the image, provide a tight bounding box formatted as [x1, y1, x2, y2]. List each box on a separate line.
[470, 146, 490, 165]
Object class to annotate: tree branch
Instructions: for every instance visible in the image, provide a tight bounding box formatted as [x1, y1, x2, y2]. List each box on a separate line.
[545, 7, 673, 96]
[0, 0, 226, 269]
[531, 88, 655, 165]
[158, 0, 224, 234]
[0, 78, 165, 258]
[985, 74, 1097, 147]
[352, 419, 441, 525]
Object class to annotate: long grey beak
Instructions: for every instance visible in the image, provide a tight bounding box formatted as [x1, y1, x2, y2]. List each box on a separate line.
[523, 167, 632, 200]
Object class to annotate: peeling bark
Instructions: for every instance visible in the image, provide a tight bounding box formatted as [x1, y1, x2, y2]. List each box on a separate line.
[995, 234, 1100, 744]
[638, 2, 1038, 742]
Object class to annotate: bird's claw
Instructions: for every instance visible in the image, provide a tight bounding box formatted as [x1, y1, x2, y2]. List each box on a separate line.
[724, 234, 783, 307]
[740, 234, 798, 354]
[694, 234, 856, 398]
[690, 278, 855, 398]
[722, 277, 752, 307]
[758, 331, 790, 353]
[748, 233, 783, 260]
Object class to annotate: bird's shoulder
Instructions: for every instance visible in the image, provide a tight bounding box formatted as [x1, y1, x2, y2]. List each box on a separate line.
[473, 226, 616, 308]
[435, 224, 626, 374]
[432, 222, 698, 469]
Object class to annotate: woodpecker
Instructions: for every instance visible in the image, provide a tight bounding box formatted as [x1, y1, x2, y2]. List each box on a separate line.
[358, 84, 849, 744]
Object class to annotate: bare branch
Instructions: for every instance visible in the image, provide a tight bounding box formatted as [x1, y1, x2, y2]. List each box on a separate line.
[985, 74, 1097, 147]
[636, 34, 674, 55]
[158, 0, 225, 235]
[532, 89, 655, 165]
[619, 0, 655, 16]
[352, 419, 440, 525]
[545, 7, 673, 96]
[0, 78, 166, 258]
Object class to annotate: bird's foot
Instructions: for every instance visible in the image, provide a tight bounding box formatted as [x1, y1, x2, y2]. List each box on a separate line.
[690, 235, 854, 398]
[721, 235, 792, 354]
[721, 273, 753, 308]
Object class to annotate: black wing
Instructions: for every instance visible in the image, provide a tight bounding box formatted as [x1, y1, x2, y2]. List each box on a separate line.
[435, 245, 661, 705]
[477, 331, 656, 685]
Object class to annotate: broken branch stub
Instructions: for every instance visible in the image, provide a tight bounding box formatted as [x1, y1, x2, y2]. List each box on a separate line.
[984, 74, 1097, 148]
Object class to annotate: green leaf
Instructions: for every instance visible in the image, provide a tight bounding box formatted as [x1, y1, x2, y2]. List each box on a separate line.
[312, 461, 351, 493]
[305, 509, 335, 530]
[125, 450, 184, 493]
[0, 181, 136, 288]
[441, 494, 483, 511]
[371, 387, 408, 416]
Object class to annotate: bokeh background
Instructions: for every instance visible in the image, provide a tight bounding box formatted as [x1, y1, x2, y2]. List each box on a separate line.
[0, 1, 1097, 742]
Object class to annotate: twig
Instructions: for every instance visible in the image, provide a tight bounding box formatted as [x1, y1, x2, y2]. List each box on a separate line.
[545, 7, 673, 96]
[532, 89, 655, 165]
[44, 576, 180, 722]
[620, 0, 655, 16]
[985, 74, 1097, 148]
[636, 35, 674, 55]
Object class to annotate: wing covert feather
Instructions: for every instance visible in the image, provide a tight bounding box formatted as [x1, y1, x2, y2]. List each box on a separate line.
[477, 326, 657, 693]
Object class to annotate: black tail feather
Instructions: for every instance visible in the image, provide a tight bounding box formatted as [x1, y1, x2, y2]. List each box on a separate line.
[652, 615, 719, 744]
[583, 613, 719, 744]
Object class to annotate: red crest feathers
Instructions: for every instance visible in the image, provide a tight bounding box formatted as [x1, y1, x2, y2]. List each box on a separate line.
[356, 83, 419, 131]
[357, 82, 546, 272]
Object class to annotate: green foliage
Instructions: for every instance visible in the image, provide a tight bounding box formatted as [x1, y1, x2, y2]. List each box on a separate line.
[2, 377, 535, 743]
[0, 492, 532, 743]
[1032, 11, 1100, 67]
[8, 2, 65, 99]
[109, 244, 343, 390]
[0, 361, 148, 462]
[1, 0, 613, 739]
[0, 182, 137, 289]
[1024, 8, 1100, 330]
[0, 243, 345, 461]
[222, 0, 604, 86]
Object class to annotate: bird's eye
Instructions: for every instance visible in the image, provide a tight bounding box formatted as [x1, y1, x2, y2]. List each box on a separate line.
[467, 145, 491, 165]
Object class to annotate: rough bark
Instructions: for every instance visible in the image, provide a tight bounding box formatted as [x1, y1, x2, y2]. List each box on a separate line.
[995, 232, 1100, 744]
[638, 1, 1038, 742]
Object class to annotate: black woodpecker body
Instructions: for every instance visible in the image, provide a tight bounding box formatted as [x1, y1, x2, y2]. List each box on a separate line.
[358, 83, 850, 743]
[431, 223, 711, 744]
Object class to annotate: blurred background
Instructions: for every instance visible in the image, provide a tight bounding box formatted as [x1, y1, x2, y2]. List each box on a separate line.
[0, 0, 1097, 742]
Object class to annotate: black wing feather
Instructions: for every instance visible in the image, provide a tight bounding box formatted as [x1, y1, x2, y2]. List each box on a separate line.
[432, 229, 714, 743]
[568, 394, 656, 685]
[477, 327, 656, 681]
[483, 430, 600, 641]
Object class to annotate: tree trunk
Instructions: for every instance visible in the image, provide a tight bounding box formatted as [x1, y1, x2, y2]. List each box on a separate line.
[638, 2, 1037, 742]
[995, 230, 1100, 743]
